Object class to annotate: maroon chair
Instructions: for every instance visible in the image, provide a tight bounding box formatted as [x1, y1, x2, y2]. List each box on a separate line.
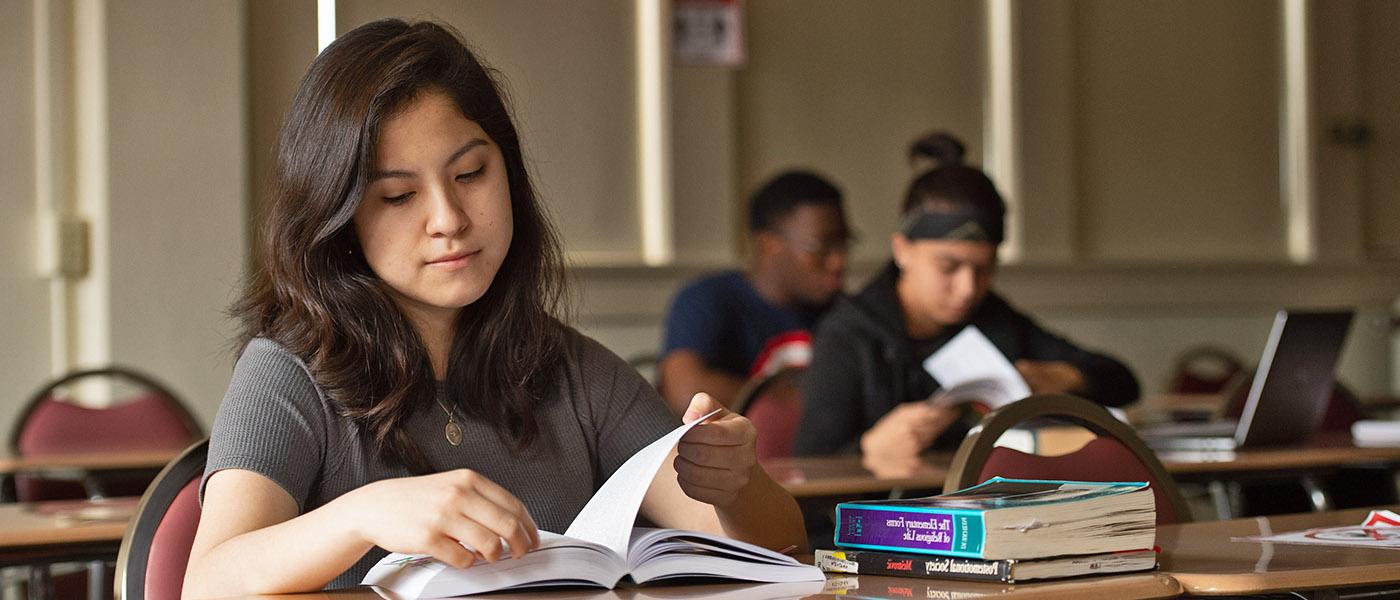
[733, 367, 805, 461]
[115, 439, 207, 600]
[1166, 345, 1244, 395]
[944, 394, 1191, 526]
[9, 367, 202, 501]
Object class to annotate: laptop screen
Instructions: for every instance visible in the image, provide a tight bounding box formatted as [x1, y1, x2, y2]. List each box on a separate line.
[1233, 310, 1354, 447]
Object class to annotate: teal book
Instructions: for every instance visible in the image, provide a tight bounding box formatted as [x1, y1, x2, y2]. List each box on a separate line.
[834, 477, 1156, 560]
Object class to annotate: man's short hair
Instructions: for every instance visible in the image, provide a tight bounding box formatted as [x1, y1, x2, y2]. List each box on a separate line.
[748, 170, 844, 233]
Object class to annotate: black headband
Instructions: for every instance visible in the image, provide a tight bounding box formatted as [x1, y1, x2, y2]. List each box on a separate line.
[899, 208, 1004, 244]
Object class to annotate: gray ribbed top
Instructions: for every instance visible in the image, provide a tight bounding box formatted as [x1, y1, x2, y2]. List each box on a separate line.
[202, 332, 677, 589]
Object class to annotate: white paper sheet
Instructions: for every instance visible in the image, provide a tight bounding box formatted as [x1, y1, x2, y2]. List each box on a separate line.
[922, 325, 1030, 406]
[1236, 510, 1400, 549]
[563, 409, 721, 557]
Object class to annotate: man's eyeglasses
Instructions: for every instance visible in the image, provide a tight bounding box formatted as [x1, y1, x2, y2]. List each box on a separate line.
[781, 234, 853, 258]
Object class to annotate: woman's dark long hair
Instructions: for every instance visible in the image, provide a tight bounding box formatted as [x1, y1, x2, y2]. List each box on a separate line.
[234, 19, 567, 473]
[903, 131, 1006, 221]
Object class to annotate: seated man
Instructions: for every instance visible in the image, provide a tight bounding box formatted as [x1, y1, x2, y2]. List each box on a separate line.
[658, 171, 851, 415]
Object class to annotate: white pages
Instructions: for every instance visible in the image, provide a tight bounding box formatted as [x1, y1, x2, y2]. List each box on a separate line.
[362, 410, 823, 597]
[922, 325, 1030, 409]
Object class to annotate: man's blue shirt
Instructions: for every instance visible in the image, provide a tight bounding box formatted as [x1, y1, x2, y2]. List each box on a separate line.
[660, 271, 822, 378]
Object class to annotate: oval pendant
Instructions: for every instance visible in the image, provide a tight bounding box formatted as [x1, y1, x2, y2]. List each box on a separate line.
[445, 420, 464, 446]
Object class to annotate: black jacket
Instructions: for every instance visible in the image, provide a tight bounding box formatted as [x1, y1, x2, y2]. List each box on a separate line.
[795, 263, 1140, 455]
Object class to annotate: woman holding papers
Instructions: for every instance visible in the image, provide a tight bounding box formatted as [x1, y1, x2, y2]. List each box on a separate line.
[795, 133, 1139, 461]
[183, 20, 804, 597]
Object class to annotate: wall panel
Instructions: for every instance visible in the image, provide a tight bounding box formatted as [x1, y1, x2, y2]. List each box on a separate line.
[0, 1, 54, 430]
[1074, 1, 1283, 261]
[1361, 0, 1400, 261]
[737, 0, 984, 264]
[105, 0, 248, 423]
[338, 1, 642, 263]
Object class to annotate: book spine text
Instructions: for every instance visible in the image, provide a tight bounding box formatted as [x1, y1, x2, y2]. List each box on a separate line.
[834, 507, 985, 557]
[817, 550, 1010, 583]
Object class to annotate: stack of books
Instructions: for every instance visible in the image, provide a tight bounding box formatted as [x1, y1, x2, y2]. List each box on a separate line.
[816, 477, 1158, 583]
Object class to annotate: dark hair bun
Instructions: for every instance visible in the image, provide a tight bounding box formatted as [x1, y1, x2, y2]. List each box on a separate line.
[909, 132, 966, 169]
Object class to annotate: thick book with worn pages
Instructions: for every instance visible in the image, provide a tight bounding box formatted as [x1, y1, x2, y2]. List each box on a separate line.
[816, 548, 1158, 583]
[361, 411, 823, 598]
[835, 478, 1156, 560]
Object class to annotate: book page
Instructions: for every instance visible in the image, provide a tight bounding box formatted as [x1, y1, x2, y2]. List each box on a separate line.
[922, 326, 1029, 408]
[564, 409, 721, 557]
[927, 378, 1022, 410]
[362, 532, 623, 597]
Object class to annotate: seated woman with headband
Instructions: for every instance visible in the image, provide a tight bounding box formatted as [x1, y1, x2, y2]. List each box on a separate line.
[794, 132, 1139, 461]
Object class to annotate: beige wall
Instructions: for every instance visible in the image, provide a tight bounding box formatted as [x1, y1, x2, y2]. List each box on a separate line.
[736, 0, 985, 264]
[0, 1, 50, 433]
[578, 0, 1400, 399]
[671, 66, 739, 263]
[1072, 1, 1283, 262]
[1361, 0, 1400, 260]
[102, 0, 247, 424]
[247, 0, 318, 269]
[238, 2, 1400, 275]
[2, 0, 246, 431]
[337, 0, 643, 264]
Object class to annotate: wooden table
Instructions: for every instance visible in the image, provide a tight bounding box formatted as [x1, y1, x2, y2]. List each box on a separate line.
[762, 453, 950, 498]
[765, 436, 1400, 501]
[1, 448, 183, 501]
[0, 449, 182, 476]
[220, 508, 1400, 599]
[1156, 436, 1400, 475]
[0, 497, 136, 567]
[1158, 506, 1400, 595]
[217, 568, 1181, 599]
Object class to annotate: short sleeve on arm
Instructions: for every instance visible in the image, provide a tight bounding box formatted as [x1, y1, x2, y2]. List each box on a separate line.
[660, 279, 726, 361]
[573, 336, 679, 480]
[202, 338, 329, 512]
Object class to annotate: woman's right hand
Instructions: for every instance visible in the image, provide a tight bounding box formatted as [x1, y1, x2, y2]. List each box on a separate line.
[860, 402, 958, 461]
[342, 469, 540, 569]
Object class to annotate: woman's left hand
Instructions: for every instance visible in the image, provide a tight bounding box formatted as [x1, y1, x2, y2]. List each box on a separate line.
[675, 392, 758, 508]
[1015, 360, 1087, 395]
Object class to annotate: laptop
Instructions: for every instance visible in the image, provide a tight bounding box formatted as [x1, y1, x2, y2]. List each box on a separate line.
[1139, 309, 1354, 452]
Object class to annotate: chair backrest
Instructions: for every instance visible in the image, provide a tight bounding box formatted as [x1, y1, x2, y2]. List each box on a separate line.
[734, 367, 805, 460]
[10, 366, 202, 500]
[115, 438, 208, 600]
[1166, 345, 1244, 395]
[945, 394, 1191, 525]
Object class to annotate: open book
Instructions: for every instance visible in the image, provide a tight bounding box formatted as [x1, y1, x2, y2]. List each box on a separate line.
[362, 411, 824, 598]
[922, 326, 1030, 412]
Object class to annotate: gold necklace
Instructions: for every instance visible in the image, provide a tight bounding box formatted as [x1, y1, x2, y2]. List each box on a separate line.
[435, 396, 464, 446]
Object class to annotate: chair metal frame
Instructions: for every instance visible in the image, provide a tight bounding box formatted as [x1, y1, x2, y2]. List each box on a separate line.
[113, 438, 208, 600]
[944, 393, 1192, 522]
[732, 366, 806, 460]
[732, 367, 801, 415]
[8, 366, 202, 455]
